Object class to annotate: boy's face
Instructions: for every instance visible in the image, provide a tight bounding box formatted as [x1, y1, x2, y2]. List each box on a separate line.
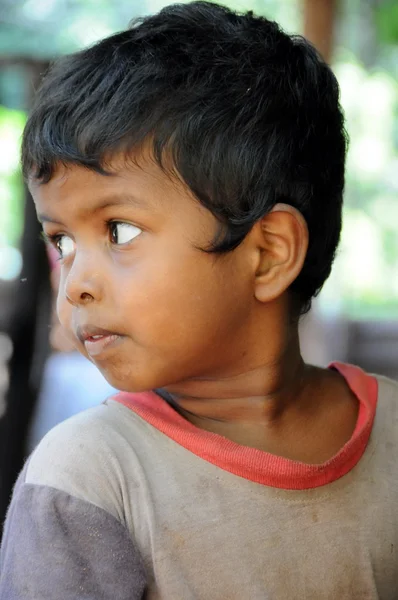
[31, 152, 258, 392]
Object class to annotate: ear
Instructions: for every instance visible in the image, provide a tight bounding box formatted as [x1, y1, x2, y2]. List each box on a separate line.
[250, 203, 308, 303]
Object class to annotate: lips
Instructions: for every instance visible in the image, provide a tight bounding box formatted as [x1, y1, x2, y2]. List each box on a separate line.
[76, 325, 124, 357]
[76, 325, 121, 343]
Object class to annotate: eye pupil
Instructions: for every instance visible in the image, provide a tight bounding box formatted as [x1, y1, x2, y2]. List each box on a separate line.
[110, 223, 118, 243]
[110, 222, 141, 245]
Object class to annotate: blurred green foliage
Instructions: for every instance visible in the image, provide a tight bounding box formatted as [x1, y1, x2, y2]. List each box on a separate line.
[0, 106, 25, 247]
[376, 0, 398, 45]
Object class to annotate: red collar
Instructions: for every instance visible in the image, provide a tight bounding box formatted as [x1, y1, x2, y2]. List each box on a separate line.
[113, 362, 378, 490]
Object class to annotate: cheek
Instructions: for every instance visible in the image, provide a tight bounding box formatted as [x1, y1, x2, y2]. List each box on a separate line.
[56, 285, 72, 330]
[123, 252, 251, 351]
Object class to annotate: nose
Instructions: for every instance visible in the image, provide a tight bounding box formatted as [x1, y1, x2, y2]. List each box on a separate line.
[61, 249, 104, 307]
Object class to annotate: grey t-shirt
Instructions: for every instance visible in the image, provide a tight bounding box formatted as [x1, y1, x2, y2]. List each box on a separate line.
[1, 366, 398, 599]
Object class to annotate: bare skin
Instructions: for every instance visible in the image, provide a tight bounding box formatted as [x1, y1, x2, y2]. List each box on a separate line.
[30, 151, 358, 465]
[168, 362, 358, 463]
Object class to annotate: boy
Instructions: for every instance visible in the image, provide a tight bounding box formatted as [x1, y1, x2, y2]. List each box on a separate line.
[1, 2, 397, 598]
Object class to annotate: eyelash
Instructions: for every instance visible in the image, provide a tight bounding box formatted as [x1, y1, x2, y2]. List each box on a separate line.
[40, 220, 138, 258]
[41, 231, 63, 259]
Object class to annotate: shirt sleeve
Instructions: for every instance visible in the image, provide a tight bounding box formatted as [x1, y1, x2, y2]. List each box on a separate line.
[0, 465, 147, 599]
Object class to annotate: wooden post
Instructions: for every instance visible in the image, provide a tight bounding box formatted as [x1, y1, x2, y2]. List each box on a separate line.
[303, 0, 338, 63]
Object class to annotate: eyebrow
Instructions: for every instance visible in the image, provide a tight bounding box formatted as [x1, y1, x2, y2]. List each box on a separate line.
[37, 193, 151, 225]
[37, 214, 63, 225]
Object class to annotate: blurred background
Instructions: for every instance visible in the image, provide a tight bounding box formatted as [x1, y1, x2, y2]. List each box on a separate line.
[0, 0, 397, 530]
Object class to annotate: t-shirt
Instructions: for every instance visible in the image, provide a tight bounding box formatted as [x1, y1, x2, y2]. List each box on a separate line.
[1, 363, 398, 599]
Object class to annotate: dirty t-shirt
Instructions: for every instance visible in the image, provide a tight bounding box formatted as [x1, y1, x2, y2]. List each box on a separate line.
[1, 362, 398, 599]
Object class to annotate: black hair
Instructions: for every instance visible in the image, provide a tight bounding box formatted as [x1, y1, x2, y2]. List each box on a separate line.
[22, 1, 347, 314]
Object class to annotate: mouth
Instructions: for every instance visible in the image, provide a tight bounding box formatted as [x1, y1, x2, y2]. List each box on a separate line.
[76, 325, 125, 358]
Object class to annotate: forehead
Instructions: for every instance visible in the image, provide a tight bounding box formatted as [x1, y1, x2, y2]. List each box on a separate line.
[29, 152, 193, 219]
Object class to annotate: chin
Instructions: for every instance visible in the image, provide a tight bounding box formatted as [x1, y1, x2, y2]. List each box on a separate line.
[93, 351, 181, 394]
[97, 365, 155, 394]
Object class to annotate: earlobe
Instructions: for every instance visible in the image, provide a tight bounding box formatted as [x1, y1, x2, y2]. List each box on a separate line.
[253, 204, 308, 303]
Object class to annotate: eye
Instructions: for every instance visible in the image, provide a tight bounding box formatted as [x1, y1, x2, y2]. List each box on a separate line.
[51, 234, 75, 260]
[109, 222, 142, 245]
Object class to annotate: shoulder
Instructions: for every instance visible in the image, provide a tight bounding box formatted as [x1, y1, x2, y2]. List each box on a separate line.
[25, 398, 151, 520]
[375, 373, 398, 400]
[371, 374, 398, 448]
[374, 373, 398, 418]
[374, 374, 398, 418]
[1, 401, 148, 598]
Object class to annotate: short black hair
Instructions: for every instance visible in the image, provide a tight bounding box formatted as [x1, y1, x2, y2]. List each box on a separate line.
[22, 1, 347, 314]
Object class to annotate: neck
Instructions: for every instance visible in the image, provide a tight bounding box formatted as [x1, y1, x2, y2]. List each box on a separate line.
[162, 319, 358, 462]
[165, 327, 308, 425]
